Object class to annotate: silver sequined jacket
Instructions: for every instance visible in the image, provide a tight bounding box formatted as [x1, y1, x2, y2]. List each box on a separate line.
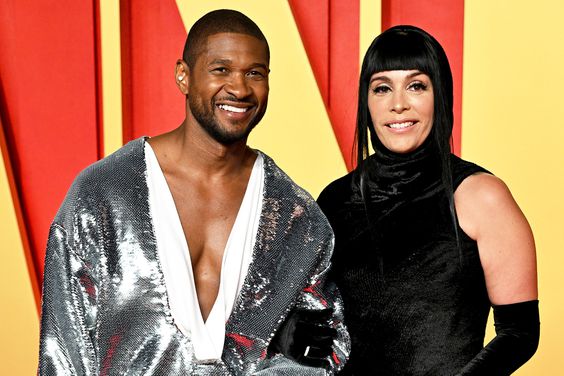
[39, 138, 350, 375]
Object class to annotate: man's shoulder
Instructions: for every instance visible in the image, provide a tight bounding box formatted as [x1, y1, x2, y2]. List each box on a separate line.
[259, 151, 327, 220]
[260, 152, 315, 205]
[72, 137, 145, 189]
[54, 138, 146, 222]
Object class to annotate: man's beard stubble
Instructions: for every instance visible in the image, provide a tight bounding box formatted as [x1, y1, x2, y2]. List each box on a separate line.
[188, 95, 265, 145]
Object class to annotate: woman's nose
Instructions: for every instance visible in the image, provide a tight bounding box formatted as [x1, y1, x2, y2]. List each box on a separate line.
[391, 91, 409, 113]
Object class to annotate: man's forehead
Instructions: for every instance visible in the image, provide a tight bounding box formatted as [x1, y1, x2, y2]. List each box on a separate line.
[198, 33, 269, 63]
[203, 32, 267, 50]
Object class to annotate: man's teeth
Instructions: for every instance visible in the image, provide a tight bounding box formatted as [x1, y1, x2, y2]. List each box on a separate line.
[218, 104, 248, 113]
[388, 121, 414, 129]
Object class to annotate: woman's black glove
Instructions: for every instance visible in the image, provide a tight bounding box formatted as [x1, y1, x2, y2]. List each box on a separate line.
[270, 308, 338, 368]
[457, 300, 540, 375]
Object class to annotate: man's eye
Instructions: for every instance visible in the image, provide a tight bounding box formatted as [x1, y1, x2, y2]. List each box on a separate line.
[247, 70, 265, 78]
[211, 67, 228, 74]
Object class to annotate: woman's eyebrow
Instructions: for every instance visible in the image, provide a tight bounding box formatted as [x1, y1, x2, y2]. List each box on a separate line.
[370, 75, 391, 84]
[407, 70, 425, 78]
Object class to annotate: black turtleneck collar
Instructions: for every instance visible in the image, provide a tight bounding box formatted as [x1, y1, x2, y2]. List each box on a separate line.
[359, 134, 443, 207]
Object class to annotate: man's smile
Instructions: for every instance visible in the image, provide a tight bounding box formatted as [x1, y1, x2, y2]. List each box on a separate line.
[217, 104, 251, 113]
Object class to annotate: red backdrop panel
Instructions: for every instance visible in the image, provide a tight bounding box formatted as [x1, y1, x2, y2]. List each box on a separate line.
[0, 1, 101, 286]
[289, 0, 360, 170]
[120, 0, 187, 142]
[288, 1, 330, 106]
[382, 0, 464, 155]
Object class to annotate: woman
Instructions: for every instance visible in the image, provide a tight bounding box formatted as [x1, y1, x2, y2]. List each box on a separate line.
[315, 26, 539, 375]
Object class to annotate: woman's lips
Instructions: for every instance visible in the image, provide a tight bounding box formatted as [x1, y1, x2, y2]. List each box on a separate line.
[386, 121, 416, 129]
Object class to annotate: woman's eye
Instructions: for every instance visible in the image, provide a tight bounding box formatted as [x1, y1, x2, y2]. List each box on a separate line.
[373, 85, 391, 94]
[408, 82, 427, 91]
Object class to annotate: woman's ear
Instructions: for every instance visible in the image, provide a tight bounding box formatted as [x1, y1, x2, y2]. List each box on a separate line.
[175, 59, 189, 95]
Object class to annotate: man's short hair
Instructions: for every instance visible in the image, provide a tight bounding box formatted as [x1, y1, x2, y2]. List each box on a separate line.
[182, 9, 270, 68]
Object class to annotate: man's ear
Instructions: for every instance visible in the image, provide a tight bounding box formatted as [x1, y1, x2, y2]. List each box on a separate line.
[175, 59, 189, 95]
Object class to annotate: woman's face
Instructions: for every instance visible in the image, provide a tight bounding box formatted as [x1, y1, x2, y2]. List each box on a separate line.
[368, 69, 434, 154]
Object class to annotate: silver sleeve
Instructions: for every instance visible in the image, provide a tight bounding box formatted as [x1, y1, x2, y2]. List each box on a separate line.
[38, 224, 98, 376]
[256, 236, 350, 375]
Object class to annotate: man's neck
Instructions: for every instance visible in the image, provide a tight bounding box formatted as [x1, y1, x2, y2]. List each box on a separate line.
[148, 121, 255, 180]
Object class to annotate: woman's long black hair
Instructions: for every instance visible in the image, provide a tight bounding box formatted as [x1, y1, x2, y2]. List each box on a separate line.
[355, 25, 461, 260]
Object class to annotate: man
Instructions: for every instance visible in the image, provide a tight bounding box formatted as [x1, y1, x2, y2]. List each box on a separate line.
[38, 9, 349, 375]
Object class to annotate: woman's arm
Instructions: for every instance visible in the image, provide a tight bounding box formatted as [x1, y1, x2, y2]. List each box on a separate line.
[454, 173, 539, 375]
[456, 173, 537, 304]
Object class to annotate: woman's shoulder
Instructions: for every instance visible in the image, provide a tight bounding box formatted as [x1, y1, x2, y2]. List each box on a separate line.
[317, 170, 358, 212]
[453, 163, 537, 305]
[450, 154, 492, 190]
[456, 173, 511, 204]
[450, 154, 512, 210]
[455, 170, 517, 240]
[451, 155, 518, 239]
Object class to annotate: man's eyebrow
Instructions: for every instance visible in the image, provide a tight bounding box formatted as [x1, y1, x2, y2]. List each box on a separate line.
[248, 63, 268, 70]
[208, 60, 268, 71]
[209, 59, 232, 65]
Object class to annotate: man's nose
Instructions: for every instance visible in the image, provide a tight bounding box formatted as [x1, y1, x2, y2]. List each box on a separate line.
[225, 73, 252, 98]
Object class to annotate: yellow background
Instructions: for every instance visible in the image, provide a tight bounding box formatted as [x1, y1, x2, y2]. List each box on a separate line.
[1, 0, 562, 374]
[0, 147, 40, 373]
[463, 1, 564, 373]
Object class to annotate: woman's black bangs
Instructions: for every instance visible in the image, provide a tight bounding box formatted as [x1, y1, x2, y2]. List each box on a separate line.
[362, 33, 435, 80]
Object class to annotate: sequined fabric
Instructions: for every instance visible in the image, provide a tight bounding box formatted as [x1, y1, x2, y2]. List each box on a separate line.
[39, 138, 350, 375]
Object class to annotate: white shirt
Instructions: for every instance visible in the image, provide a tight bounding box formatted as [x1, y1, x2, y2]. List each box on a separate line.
[145, 143, 264, 360]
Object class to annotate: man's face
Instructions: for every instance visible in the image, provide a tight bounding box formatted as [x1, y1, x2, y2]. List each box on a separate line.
[187, 32, 269, 145]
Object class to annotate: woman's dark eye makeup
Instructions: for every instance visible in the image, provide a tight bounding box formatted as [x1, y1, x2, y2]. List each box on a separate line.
[408, 81, 428, 91]
[372, 81, 428, 94]
[370, 72, 430, 94]
[372, 85, 391, 94]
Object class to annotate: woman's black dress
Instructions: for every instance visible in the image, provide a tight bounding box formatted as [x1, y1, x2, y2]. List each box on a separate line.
[317, 141, 490, 375]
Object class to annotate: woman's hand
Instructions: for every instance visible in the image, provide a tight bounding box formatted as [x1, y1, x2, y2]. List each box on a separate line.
[269, 308, 337, 369]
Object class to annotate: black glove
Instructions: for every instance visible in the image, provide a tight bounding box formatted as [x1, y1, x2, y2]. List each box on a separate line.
[270, 308, 338, 368]
[457, 300, 540, 375]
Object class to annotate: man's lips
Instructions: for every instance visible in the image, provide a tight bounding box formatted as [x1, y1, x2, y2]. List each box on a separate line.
[215, 97, 255, 113]
[217, 103, 250, 113]
[215, 102, 257, 122]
